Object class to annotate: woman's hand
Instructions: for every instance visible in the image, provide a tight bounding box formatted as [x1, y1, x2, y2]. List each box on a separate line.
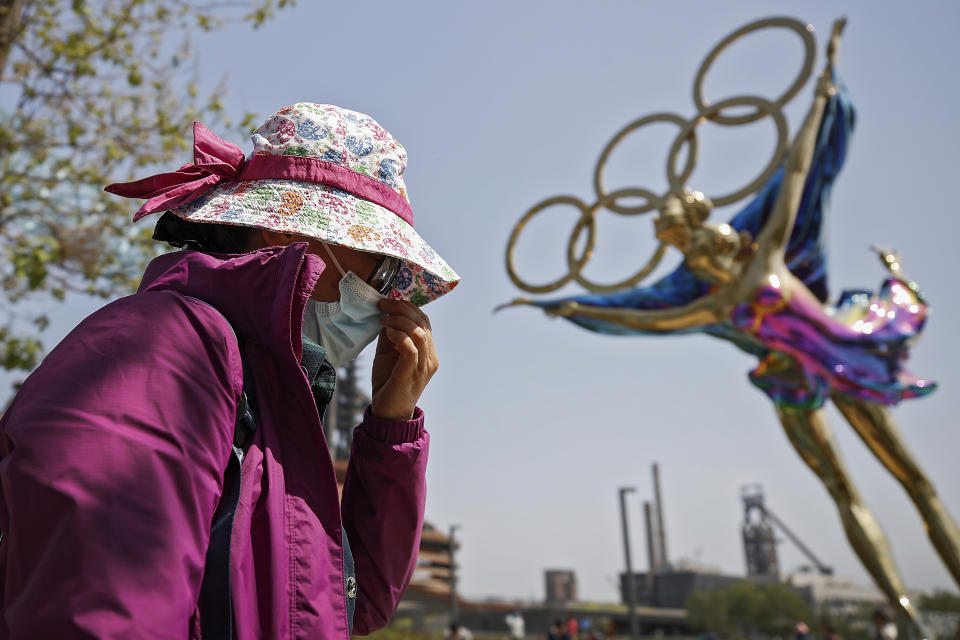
[370, 299, 438, 421]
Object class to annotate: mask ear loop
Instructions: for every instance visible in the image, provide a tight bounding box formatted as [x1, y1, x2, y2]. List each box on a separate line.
[319, 241, 385, 301]
[320, 241, 348, 278]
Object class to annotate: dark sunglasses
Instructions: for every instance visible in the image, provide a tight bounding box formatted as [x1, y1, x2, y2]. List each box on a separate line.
[367, 255, 401, 295]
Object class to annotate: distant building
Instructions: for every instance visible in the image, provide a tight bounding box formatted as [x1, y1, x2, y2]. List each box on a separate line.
[620, 568, 744, 608]
[545, 570, 578, 605]
[787, 568, 885, 618]
[321, 361, 369, 461]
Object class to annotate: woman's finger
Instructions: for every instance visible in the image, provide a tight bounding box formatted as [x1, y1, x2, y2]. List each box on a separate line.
[381, 315, 431, 350]
[383, 327, 419, 369]
[379, 299, 431, 330]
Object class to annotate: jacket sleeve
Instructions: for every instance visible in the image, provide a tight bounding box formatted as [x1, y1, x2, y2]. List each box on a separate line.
[0, 293, 241, 639]
[340, 406, 429, 636]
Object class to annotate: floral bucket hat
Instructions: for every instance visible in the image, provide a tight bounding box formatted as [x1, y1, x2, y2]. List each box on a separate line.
[105, 103, 460, 305]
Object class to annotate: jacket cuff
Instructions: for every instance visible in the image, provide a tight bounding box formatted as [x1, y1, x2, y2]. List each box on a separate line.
[360, 406, 425, 444]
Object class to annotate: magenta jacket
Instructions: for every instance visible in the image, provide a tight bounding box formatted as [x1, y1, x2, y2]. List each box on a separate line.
[0, 244, 429, 639]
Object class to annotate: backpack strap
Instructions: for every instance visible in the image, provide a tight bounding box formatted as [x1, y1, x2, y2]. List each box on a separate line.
[198, 440, 245, 639]
[186, 297, 257, 640]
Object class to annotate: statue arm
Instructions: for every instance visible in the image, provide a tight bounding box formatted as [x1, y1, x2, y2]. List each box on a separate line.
[498, 295, 722, 332]
[755, 19, 845, 270]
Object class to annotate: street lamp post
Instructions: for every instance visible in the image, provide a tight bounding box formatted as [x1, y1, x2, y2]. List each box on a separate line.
[449, 524, 460, 626]
[620, 487, 640, 640]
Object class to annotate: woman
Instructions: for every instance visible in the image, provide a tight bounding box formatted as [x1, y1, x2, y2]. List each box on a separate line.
[0, 103, 459, 638]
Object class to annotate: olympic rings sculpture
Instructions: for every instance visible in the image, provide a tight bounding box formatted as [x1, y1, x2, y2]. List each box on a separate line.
[506, 16, 817, 294]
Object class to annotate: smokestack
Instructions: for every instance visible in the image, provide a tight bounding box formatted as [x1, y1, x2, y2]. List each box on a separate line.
[652, 463, 669, 570]
[643, 501, 658, 571]
[643, 501, 658, 601]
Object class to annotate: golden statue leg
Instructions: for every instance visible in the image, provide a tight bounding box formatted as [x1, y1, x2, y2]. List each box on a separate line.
[776, 405, 926, 634]
[832, 393, 960, 588]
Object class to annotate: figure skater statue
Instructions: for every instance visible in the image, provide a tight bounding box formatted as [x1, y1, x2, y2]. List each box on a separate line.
[501, 18, 959, 633]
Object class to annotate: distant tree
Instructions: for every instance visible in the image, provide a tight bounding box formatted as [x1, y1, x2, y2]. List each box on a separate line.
[919, 589, 960, 613]
[0, 0, 293, 374]
[758, 582, 814, 634]
[687, 588, 730, 635]
[734, 582, 771, 633]
[687, 581, 813, 638]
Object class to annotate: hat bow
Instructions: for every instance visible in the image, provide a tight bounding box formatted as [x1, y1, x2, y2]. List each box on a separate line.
[105, 122, 245, 222]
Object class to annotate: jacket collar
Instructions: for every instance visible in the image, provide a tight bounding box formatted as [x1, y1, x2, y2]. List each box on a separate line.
[138, 243, 324, 361]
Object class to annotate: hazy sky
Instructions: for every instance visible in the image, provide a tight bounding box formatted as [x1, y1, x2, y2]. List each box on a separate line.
[9, 1, 960, 603]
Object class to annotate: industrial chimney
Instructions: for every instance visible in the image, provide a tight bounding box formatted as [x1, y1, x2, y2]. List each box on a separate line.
[652, 463, 669, 571]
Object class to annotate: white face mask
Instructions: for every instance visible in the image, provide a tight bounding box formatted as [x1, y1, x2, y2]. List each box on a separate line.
[302, 244, 385, 367]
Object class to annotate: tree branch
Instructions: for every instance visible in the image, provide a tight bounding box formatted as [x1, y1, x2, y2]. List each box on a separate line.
[0, 0, 27, 79]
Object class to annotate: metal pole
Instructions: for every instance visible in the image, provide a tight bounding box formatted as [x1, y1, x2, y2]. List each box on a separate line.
[620, 487, 640, 640]
[449, 524, 460, 626]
